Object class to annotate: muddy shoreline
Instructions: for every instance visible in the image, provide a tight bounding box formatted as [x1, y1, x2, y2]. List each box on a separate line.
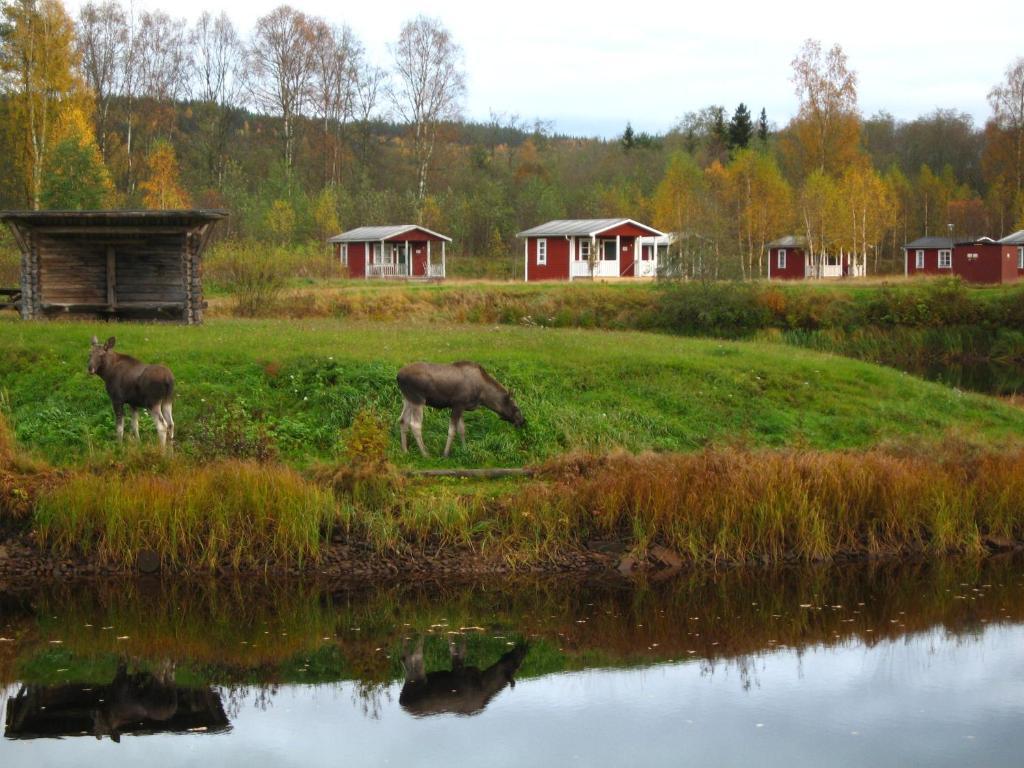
[2, 530, 1022, 588]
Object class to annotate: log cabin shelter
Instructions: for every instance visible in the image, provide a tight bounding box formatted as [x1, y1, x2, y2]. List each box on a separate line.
[516, 219, 665, 281]
[329, 225, 450, 279]
[0, 209, 226, 324]
[767, 235, 866, 280]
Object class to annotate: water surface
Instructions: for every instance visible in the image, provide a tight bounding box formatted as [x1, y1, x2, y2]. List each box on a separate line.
[2, 558, 1023, 766]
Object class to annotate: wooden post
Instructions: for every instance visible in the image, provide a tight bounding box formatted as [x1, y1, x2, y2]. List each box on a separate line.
[106, 246, 116, 309]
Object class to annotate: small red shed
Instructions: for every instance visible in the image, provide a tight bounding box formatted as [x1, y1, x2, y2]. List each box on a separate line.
[515, 219, 664, 281]
[767, 236, 807, 280]
[328, 225, 450, 280]
[902, 236, 954, 277]
[951, 238, 1018, 284]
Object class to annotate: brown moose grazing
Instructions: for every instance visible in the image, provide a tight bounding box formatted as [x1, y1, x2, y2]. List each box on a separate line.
[399, 636, 528, 717]
[396, 361, 525, 457]
[88, 336, 175, 451]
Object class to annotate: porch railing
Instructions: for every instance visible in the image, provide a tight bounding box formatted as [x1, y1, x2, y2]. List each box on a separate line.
[366, 263, 407, 279]
[427, 263, 445, 278]
[570, 260, 593, 278]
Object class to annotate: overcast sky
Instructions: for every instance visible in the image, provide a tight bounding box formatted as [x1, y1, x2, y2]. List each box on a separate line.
[67, 0, 1024, 138]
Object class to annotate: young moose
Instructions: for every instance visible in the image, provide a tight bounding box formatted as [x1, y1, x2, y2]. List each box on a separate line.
[397, 361, 525, 457]
[88, 336, 176, 451]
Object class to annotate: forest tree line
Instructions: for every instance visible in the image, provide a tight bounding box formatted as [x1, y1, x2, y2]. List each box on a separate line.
[1, 0, 1023, 278]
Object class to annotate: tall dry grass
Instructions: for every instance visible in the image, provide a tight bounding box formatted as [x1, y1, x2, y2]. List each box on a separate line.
[34, 460, 337, 569]
[504, 449, 1024, 564]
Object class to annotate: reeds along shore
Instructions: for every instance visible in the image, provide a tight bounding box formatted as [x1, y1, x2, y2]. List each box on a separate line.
[3, 404, 1024, 572]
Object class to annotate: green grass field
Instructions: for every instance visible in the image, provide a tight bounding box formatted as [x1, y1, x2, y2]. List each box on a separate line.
[2, 316, 1022, 468]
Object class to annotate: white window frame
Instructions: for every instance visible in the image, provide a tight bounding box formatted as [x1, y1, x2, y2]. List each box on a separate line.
[777, 248, 787, 269]
[938, 249, 952, 269]
[340, 243, 348, 266]
[578, 239, 590, 260]
[915, 249, 924, 269]
[1018, 247, 1023, 270]
[371, 242, 383, 265]
[536, 238, 547, 265]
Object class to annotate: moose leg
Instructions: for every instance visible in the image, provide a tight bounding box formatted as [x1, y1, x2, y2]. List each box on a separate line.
[113, 402, 125, 442]
[409, 404, 428, 457]
[150, 408, 168, 452]
[457, 415, 467, 450]
[398, 400, 410, 453]
[161, 401, 174, 442]
[444, 408, 463, 458]
[130, 407, 141, 440]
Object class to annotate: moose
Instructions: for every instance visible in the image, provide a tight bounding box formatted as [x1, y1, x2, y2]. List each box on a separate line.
[399, 635, 528, 717]
[396, 361, 525, 457]
[93, 661, 179, 743]
[88, 336, 176, 451]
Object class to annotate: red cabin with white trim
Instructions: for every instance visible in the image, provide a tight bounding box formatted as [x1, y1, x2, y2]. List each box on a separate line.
[515, 219, 665, 281]
[902, 236, 954, 276]
[329, 225, 450, 280]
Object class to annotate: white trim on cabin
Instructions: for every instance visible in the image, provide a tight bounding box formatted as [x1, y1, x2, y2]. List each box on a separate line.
[537, 238, 547, 266]
[778, 248, 787, 269]
[1018, 246, 1023, 270]
[340, 243, 348, 266]
[523, 239, 529, 282]
[938, 249, 952, 269]
[915, 249, 925, 269]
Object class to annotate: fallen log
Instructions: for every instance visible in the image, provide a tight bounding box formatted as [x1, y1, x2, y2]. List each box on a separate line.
[404, 467, 534, 479]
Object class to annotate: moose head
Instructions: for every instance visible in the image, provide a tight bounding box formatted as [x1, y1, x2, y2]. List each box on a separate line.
[88, 336, 116, 375]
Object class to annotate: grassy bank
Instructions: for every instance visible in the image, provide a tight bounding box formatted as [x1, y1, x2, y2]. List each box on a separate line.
[2, 316, 1024, 467]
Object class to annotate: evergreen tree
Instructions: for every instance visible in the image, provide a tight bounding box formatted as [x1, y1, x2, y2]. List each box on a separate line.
[41, 136, 112, 209]
[728, 103, 753, 149]
[757, 108, 769, 142]
[621, 122, 636, 151]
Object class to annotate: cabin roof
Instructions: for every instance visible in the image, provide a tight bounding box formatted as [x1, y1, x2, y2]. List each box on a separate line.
[903, 236, 953, 249]
[0, 209, 227, 228]
[766, 235, 807, 249]
[998, 230, 1024, 245]
[328, 225, 451, 243]
[516, 219, 664, 238]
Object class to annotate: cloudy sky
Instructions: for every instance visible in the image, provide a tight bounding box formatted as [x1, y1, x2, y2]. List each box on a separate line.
[68, 0, 1024, 137]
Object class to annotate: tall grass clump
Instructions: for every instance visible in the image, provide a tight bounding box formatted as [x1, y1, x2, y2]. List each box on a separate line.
[510, 449, 1024, 564]
[204, 241, 287, 316]
[34, 460, 337, 569]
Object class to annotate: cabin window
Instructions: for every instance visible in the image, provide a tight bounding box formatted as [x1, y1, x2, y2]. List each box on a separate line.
[777, 249, 787, 269]
[938, 249, 952, 269]
[536, 238, 547, 265]
[371, 243, 383, 265]
[915, 250, 924, 269]
[602, 240, 617, 261]
[1018, 247, 1024, 269]
[578, 239, 591, 260]
[340, 243, 348, 266]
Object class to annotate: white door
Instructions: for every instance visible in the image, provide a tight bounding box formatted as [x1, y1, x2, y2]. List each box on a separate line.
[594, 239, 618, 277]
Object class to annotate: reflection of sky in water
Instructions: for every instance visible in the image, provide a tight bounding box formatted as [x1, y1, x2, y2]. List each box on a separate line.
[4, 625, 1024, 768]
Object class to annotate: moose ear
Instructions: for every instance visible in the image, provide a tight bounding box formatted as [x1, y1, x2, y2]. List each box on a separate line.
[104, 336, 116, 351]
[91, 335, 99, 346]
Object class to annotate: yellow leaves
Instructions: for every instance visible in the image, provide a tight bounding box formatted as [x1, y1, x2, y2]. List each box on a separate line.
[139, 140, 190, 210]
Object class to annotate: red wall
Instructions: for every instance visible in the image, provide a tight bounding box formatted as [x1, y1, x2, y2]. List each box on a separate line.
[619, 236, 636, 277]
[526, 236, 570, 281]
[410, 242, 428, 276]
[768, 247, 806, 280]
[348, 242, 366, 278]
[953, 244, 1018, 284]
[904, 248, 949, 276]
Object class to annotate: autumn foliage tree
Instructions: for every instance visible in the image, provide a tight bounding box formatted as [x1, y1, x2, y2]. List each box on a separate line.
[139, 138, 188, 208]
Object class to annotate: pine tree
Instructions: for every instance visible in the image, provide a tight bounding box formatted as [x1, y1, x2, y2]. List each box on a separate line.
[621, 122, 636, 151]
[757, 108, 769, 142]
[728, 103, 753, 149]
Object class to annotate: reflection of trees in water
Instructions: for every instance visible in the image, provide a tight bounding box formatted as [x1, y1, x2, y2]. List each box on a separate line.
[4, 555, 1023, 708]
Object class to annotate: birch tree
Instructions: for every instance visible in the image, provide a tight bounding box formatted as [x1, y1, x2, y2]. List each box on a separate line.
[389, 15, 465, 206]
[246, 5, 315, 169]
[985, 57, 1024, 229]
[191, 11, 240, 106]
[0, 0, 82, 209]
[75, 0, 125, 159]
[309, 18, 361, 185]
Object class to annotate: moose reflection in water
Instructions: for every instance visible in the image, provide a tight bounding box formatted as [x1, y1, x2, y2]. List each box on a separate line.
[399, 635, 528, 717]
[4, 660, 228, 742]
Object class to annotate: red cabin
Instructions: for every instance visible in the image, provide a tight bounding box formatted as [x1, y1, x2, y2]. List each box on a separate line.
[515, 219, 664, 281]
[767, 236, 863, 279]
[902, 236, 954, 277]
[329, 225, 450, 280]
[951, 238, 1018, 284]
[999, 230, 1024, 277]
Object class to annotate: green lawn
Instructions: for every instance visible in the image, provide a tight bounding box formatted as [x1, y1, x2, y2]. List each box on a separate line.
[1, 316, 1022, 466]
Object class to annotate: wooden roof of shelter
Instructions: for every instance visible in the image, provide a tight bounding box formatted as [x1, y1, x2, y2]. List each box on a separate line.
[0, 209, 227, 324]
